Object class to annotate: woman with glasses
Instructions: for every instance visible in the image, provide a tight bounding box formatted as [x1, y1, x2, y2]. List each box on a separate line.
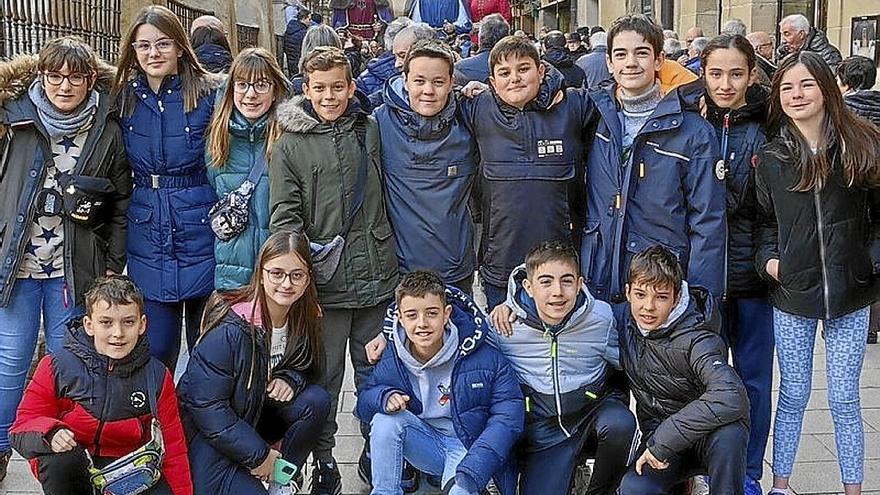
[178, 231, 330, 495]
[113, 5, 221, 371]
[206, 48, 289, 290]
[0, 36, 132, 481]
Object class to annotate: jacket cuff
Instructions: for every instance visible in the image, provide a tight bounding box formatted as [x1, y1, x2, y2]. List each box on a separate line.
[455, 471, 481, 493]
[646, 436, 674, 463]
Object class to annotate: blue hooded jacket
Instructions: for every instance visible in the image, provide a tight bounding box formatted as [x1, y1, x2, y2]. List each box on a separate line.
[357, 287, 524, 495]
[374, 76, 478, 283]
[581, 85, 725, 306]
[356, 52, 398, 105]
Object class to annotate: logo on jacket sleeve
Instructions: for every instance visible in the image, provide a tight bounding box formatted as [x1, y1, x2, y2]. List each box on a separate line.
[537, 139, 564, 158]
[130, 391, 147, 409]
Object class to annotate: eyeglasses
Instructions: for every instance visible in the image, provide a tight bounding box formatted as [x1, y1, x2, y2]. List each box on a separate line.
[233, 79, 274, 94]
[43, 72, 91, 87]
[131, 39, 177, 54]
[263, 268, 309, 286]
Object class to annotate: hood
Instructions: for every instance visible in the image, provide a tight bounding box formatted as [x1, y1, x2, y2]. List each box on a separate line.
[543, 47, 575, 69]
[505, 264, 593, 335]
[492, 62, 566, 116]
[228, 108, 270, 140]
[805, 28, 834, 53]
[63, 319, 151, 377]
[393, 317, 460, 372]
[365, 52, 399, 81]
[382, 286, 490, 358]
[382, 75, 458, 140]
[634, 283, 719, 340]
[276, 92, 370, 134]
[0, 54, 117, 107]
[705, 84, 769, 128]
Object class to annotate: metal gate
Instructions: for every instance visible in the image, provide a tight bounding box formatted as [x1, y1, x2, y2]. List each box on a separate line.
[1, 0, 121, 62]
[167, 0, 214, 34]
[237, 23, 259, 50]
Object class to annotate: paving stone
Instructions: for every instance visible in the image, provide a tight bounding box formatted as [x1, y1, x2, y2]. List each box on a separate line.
[764, 434, 838, 464]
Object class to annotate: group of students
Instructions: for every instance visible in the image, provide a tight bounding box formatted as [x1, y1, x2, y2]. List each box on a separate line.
[0, 3, 878, 495]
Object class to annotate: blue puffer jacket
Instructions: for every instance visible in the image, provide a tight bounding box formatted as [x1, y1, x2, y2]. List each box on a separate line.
[206, 111, 271, 290]
[120, 73, 219, 302]
[374, 76, 478, 283]
[459, 65, 593, 288]
[580, 85, 725, 305]
[358, 287, 523, 495]
[356, 52, 398, 105]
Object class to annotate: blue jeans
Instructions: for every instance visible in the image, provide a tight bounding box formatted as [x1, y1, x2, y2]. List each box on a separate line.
[482, 282, 506, 313]
[723, 297, 774, 481]
[370, 410, 470, 495]
[0, 277, 76, 452]
[772, 307, 868, 484]
[144, 297, 206, 371]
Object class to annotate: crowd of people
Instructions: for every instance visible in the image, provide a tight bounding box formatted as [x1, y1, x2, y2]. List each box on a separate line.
[0, 3, 877, 495]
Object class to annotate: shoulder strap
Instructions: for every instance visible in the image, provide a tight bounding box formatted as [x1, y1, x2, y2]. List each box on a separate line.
[146, 362, 160, 419]
[340, 116, 369, 236]
[245, 153, 268, 186]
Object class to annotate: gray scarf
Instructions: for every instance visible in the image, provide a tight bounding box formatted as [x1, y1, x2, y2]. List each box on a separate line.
[28, 79, 98, 139]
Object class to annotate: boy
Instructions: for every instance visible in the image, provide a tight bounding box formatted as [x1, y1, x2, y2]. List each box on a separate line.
[617, 246, 750, 494]
[270, 46, 400, 494]
[580, 14, 725, 317]
[489, 241, 635, 495]
[9, 275, 192, 495]
[375, 39, 479, 294]
[356, 271, 523, 495]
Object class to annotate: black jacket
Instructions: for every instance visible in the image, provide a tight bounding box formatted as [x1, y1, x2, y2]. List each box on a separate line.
[620, 286, 750, 462]
[776, 28, 842, 70]
[755, 139, 880, 319]
[0, 56, 131, 307]
[542, 48, 585, 89]
[194, 42, 232, 73]
[844, 90, 880, 127]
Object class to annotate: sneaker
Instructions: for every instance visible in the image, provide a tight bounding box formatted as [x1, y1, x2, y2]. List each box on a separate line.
[357, 446, 371, 485]
[269, 480, 299, 495]
[690, 475, 710, 495]
[310, 459, 342, 495]
[743, 477, 762, 495]
[0, 450, 10, 483]
[401, 461, 419, 493]
[425, 473, 442, 488]
[570, 462, 593, 494]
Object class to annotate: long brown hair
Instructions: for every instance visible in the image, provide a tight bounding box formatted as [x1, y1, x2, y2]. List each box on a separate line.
[113, 5, 215, 114]
[207, 48, 288, 168]
[200, 231, 323, 386]
[768, 51, 880, 191]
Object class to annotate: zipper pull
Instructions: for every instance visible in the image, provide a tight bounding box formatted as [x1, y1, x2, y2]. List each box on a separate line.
[614, 192, 622, 210]
[639, 161, 645, 179]
[525, 396, 531, 413]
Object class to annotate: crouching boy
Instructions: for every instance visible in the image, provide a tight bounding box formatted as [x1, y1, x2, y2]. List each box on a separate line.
[356, 271, 524, 495]
[618, 246, 750, 495]
[9, 275, 192, 495]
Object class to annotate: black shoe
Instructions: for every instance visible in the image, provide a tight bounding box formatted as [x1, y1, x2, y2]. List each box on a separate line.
[401, 461, 419, 493]
[868, 329, 878, 344]
[357, 446, 371, 485]
[0, 450, 10, 482]
[310, 458, 342, 495]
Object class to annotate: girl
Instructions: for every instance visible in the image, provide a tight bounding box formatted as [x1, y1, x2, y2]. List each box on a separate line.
[700, 34, 772, 495]
[207, 48, 288, 290]
[177, 231, 330, 495]
[756, 51, 880, 495]
[113, 5, 220, 370]
[0, 36, 131, 479]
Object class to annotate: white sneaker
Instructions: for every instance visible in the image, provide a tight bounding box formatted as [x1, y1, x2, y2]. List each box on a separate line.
[269, 480, 298, 495]
[690, 475, 710, 495]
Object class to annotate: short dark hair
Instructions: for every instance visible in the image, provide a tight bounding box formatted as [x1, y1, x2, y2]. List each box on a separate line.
[85, 275, 145, 316]
[525, 240, 580, 279]
[489, 35, 540, 73]
[544, 31, 566, 48]
[628, 246, 683, 296]
[303, 46, 352, 83]
[395, 271, 447, 307]
[297, 7, 312, 20]
[836, 55, 877, 91]
[479, 13, 510, 52]
[38, 36, 99, 77]
[608, 14, 664, 58]
[403, 39, 457, 76]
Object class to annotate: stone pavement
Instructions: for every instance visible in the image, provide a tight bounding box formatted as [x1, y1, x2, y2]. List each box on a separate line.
[3, 327, 880, 494]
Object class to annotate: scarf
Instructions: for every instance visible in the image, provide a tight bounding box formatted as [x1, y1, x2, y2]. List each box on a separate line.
[617, 81, 662, 150]
[28, 79, 98, 139]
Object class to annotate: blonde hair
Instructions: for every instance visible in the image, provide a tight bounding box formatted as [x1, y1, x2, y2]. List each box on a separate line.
[207, 48, 288, 168]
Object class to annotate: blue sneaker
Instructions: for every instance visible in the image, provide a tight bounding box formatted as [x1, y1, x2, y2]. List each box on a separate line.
[743, 477, 762, 495]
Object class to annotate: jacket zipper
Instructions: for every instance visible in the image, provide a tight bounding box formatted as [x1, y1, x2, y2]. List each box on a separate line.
[549, 332, 571, 437]
[721, 114, 731, 302]
[92, 360, 114, 456]
[814, 188, 831, 319]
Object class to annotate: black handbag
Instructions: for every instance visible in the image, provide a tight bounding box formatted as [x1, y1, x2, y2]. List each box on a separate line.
[209, 155, 268, 242]
[58, 174, 116, 226]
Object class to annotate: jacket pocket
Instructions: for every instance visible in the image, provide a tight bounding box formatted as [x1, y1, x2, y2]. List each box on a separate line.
[126, 203, 153, 258]
[370, 221, 397, 280]
[173, 205, 214, 260]
[483, 162, 574, 181]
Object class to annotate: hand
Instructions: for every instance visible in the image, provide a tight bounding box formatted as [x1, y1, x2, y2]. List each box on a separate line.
[251, 448, 281, 482]
[366, 334, 387, 364]
[267, 378, 295, 402]
[766, 259, 780, 281]
[698, 95, 707, 118]
[50, 428, 77, 453]
[490, 304, 516, 337]
[635, 448, 669, 475]
[105, 269, 117, 276]
[462, 80, 489, 99]
[677, 54, 688, 64]
[385, 392, 410, 413]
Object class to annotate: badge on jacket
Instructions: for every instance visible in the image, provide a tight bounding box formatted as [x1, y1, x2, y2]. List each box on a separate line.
[715, 159, 727, 181]
[537, 139, 564, 158]
[130, 391, 147, 409]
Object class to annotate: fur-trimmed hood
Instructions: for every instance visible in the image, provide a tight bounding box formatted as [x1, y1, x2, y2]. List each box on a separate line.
[0, 54, 117, 108]
[276, 93, 370, 134]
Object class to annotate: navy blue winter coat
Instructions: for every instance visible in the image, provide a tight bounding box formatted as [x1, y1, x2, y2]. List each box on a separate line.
[453, 50, 491, 85]
[374, 76, 478, 283]
[356, 52, 398, 107]
[120, 73, 219, 302]
[357, 288, 524, 495]
[283, 19, 308, 76]
[459, 65, 593, 288]
[194, 43, 232, 74]
[581, 85, 725, 304]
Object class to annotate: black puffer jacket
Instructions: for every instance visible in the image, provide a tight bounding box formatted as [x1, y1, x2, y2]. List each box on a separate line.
[620, 285, 750, 462]
[844, 90, 880, 127]
[777, 28, 842, 70]
[755, 139, 880, 319]
[705, 85, 768, 298]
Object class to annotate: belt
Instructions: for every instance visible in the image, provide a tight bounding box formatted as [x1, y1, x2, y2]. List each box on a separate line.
[134, 173, 208, 189]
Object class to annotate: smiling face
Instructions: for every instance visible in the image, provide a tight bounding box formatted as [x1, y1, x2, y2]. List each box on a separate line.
[779, 62, 825, 126]
[608, 30, 664, 97]
[303, 66, 356, 123]
[83, 301, 147, 360]
[398, 293, 452, 362]
[404, 55, 453, 117]
[626, 280, 677, 331]
[490, 54, 545, 109]
[523, 260, 583, 326]
[704, 47, 753, 109]
[133, 23, 181, 84]
[42, 62, 93, 113]
[232, 75, 275, 122]
[261, 252, 310, 313]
